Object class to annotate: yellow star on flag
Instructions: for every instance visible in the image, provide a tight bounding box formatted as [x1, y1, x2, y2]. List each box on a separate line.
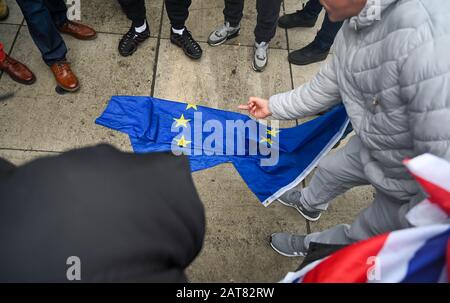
[267, 129, 281, 137]
[173, 114, 191, 128]
[260, 137, 273, 145]
[186, 103, 198, 111]
[175, 135, 191, 148]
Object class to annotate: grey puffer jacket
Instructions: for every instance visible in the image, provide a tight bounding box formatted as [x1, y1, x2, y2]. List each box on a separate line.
[269, 0, 450, 202]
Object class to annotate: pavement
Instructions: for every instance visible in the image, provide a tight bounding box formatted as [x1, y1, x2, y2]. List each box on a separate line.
[0, 0, 374, 282]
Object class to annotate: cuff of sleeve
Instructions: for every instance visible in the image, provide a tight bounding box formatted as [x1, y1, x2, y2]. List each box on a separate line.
[268, 95, 284, 120]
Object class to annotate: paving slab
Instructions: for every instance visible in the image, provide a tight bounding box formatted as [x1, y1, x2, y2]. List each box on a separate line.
[0, 93, 131, 152]
[160, 0, 287, 49]
[187, 200, 307, 282]
[153, 39, 291, 110]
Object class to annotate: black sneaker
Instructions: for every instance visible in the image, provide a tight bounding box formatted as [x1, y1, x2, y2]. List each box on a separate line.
[278, 10, 318, 29]
[118, 23, 150, 57]
[288, 41, 329, 66]
[170, 28, 203, 60]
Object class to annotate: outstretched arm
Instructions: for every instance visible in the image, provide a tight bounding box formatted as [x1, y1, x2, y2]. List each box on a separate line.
[269, 53, 342, 120]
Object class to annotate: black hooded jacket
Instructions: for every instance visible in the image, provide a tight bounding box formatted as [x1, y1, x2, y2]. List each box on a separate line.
[0, 144, 205, 282]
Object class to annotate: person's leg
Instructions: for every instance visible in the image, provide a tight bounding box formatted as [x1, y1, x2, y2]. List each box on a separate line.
[44, 0, 67, 28]
[223, 0, 244, 27]
[287, 13, 342, 65]
[277, 135, 369, 223]
[278, 0, 321, 29]
[166, 0, 202, 60]
[252, 0, 281, 71]
[118, 0, 147, 27]
[207, 0, 242, 47]
[45, 0, 96, 40]
[17, 0, 79, 91]
[254, 0, 281, 43]
[281, 0, 342, 65]
[272, 181, 414, 257]
[304, 190, 411, 248]
[16, 0, 67, 66]
[165, 0, 191, 30]
[301, 136, 370, 212]
[117, 0, 149, 57]
[302, 0, 324, 17]
[312, 14, 343, 52]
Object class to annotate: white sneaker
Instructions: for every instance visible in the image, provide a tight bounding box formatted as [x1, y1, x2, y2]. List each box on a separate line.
[253, 41, 269, 72]
[207, 21, 240, 46]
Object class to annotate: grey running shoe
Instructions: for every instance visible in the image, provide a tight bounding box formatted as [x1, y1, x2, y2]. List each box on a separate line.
[252, 41, 269, 72]
[270, 233, 307, 257]
[207, 21, 240, 46]
[278, 189, 321, 222]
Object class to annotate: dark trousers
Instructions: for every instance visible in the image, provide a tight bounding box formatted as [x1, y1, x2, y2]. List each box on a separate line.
[118, 0, 192, 30]
[16, 0, 67, 66]
[117, 0, 146, 27]
[224, 0, 282, 43]
[164, 0, 192, 30]
[302, 0, 342, 51]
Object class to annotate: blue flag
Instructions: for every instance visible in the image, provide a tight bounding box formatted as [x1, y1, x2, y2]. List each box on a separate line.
[96, 96, 349, 206]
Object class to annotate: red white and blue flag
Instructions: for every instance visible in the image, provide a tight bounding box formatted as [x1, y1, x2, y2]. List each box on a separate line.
[282, 154, 450, 283]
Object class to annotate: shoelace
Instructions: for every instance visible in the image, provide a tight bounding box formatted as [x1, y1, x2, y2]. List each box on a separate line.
[125, 29, 139, 41]
[214, 24, 229, 38]
[4, 56, 18, 66]
[183, 31, 201, 52]
[255, 43, 268, 60]
[54, 62, 68, 76]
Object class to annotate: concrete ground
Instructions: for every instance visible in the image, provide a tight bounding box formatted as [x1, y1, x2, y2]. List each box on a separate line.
[0, 0, 374, 282]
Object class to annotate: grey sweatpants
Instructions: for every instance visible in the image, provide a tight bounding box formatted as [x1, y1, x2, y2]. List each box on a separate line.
[300, 136, 415, 248]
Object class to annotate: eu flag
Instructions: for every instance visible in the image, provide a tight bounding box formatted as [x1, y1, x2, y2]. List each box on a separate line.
[96, 96, 349, 206]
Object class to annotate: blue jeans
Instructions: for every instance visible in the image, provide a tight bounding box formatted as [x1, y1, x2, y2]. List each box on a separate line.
[303, 0, 343, 51]
[16, 0, 68, 66]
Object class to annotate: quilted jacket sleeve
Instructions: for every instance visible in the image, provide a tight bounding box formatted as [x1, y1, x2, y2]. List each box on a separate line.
[268, 52, 342, 120]
[400, 25, 450, 161]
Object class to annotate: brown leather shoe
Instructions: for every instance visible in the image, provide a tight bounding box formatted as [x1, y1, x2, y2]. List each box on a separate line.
[59, 20, 97, 40]
[50, 62, 79, 92]
[0, 54, 36, 85]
